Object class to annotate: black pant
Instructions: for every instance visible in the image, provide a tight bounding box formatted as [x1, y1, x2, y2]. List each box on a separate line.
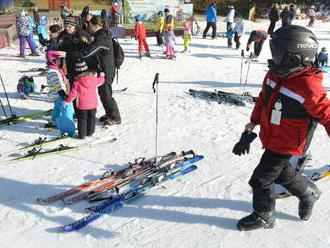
[268, 21, 276, 34]
[98, 75, 121, 122]
[254, 42, 264, 57]
[234, 32, 241, 49]
[226, 22, 233, 31]
[203, 22, 217, 39]
[155, 31, 163, 45]
[76, 108, 96, 139]
[249, 150, 308, 213]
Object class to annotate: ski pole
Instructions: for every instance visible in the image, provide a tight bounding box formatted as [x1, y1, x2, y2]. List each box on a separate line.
[152, 73, 160, 167]
[244, 53, 253, 86]
[240, 49, 244, 85]
[0, 98, 7, 118]
[0, 74, 15, 118]
[116, 68, 119, 84]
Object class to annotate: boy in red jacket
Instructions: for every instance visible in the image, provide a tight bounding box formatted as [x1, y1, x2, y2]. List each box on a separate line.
[134, 14, 150, 59]
[234, 25, 330, 231]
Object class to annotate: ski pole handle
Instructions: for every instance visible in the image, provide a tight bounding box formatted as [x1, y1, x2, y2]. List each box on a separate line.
[152, 73, 159, 93]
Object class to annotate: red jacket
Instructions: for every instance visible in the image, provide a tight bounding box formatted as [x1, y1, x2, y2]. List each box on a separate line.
[251, 66, 330, 155]
[135, 22, 147, 40]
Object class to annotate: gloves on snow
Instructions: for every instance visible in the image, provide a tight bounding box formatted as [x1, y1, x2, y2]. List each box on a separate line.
[232, 131, 257, 156]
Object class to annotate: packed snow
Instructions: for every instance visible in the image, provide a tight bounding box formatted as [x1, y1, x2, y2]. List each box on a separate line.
[0, 19, 330, 248]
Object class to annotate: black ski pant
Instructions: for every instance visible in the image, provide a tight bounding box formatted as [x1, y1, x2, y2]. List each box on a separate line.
[226, 22, 233, 31]
[254, 42, 264, 57]
[203, 22, 217, 39]
[249, 150, 308, 213]
[98, 75, 121, 122]
[76, 108, 96, 139]
[155, 31, 163, 46]
[234, 32, 241, 49]
[268, 21, 277, 34]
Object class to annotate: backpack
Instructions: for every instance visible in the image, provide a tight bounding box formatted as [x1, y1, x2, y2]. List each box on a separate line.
[112, 38, 124, 69]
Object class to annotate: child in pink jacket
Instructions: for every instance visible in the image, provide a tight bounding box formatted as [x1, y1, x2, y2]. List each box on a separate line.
[65, 60, 105, 139]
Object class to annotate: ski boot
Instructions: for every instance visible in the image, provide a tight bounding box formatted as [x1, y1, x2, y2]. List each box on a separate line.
[237, 211, 275, 231]
[139, 52, 142, 59]
[298, 180, 321, 221]
[145, 52, 151, 57]
[99, 114, 108, 122]
[104, 116, 121, 127]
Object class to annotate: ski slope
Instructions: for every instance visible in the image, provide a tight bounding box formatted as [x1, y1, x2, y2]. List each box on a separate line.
[0, 19, 330, 248]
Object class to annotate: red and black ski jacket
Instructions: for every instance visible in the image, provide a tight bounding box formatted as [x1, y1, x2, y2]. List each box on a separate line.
[251, 66, 330, 155]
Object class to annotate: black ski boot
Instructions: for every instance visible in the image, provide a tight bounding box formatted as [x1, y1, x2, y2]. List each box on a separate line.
[298, 180, 321, 221]
[237, 211, 275, 231]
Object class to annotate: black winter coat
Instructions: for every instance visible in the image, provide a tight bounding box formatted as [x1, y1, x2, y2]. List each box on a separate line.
[77, 28, 116, 82]
[57, 28, 91, 80]
[268, 7, 279, 22]
[280, 10, 294, 26]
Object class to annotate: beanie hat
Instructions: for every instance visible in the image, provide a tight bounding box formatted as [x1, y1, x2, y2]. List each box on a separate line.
[63, 16, 77, 26]
[46, 51, 61, 66]
[164, 8, 170, 13]
[75, 60, 88, 74]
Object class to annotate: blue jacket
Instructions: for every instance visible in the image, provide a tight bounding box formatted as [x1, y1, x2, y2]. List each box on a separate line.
[205, 5, 217, 23]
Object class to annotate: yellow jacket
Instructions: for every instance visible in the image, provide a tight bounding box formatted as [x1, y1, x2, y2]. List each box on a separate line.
[154, 16, 164, 32]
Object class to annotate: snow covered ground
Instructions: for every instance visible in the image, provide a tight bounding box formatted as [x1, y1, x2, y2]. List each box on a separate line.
[0, 19, 330, 248]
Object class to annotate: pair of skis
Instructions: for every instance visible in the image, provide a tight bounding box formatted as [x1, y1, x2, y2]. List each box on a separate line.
[58, 153, 203, 232]
[0, 109, 52, 127]
[37, 151, 200, 205]
[4, 136, 116, 162]
[189, 89, 248, 106]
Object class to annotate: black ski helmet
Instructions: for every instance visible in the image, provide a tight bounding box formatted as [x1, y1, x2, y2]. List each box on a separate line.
[157, 11, 163, 17]
[270, 25, 318, 67]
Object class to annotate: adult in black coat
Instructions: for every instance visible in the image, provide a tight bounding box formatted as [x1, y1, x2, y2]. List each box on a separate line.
[76, 15, 121, 124]
[267, 4, 279, 34]
[57, 16, 92, 83]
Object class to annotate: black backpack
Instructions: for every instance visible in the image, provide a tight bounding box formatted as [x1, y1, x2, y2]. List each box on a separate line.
[112, 38, 124, 69]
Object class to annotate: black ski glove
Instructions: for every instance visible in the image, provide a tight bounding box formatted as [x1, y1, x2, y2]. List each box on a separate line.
[232, 131, 257, 156]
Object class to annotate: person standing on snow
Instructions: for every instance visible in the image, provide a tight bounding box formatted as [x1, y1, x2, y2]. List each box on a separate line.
[182, 20, 192, 53]
[134, 14, 150, 59]
[226, 3, 235, 32]
[318, 47, 328, 67]
[154, 11, 164, 47]
[233, 13, 244, 50]
[246, 29, 267, 58]
[64, 61, 105, 139]
[202, 1, 217, 39]
[307, 5, 316, 27]
[164, 8, 175, 30]
[234, 25, 330, 231]
[280, 5, 294, 27]
[16, 9, 39, 58]
[74, 15, 121, 126]
[268, 3, 279, 34]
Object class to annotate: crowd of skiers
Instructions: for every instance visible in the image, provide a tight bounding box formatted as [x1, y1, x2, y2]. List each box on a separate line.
[16, 4, 123, 139]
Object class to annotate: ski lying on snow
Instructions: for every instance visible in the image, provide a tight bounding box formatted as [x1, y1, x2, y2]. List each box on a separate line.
[36, 151, 178, 205]
[8, 137, 117, 162]
[0, 109, 52, 127]
[59, 164, 198, 232]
